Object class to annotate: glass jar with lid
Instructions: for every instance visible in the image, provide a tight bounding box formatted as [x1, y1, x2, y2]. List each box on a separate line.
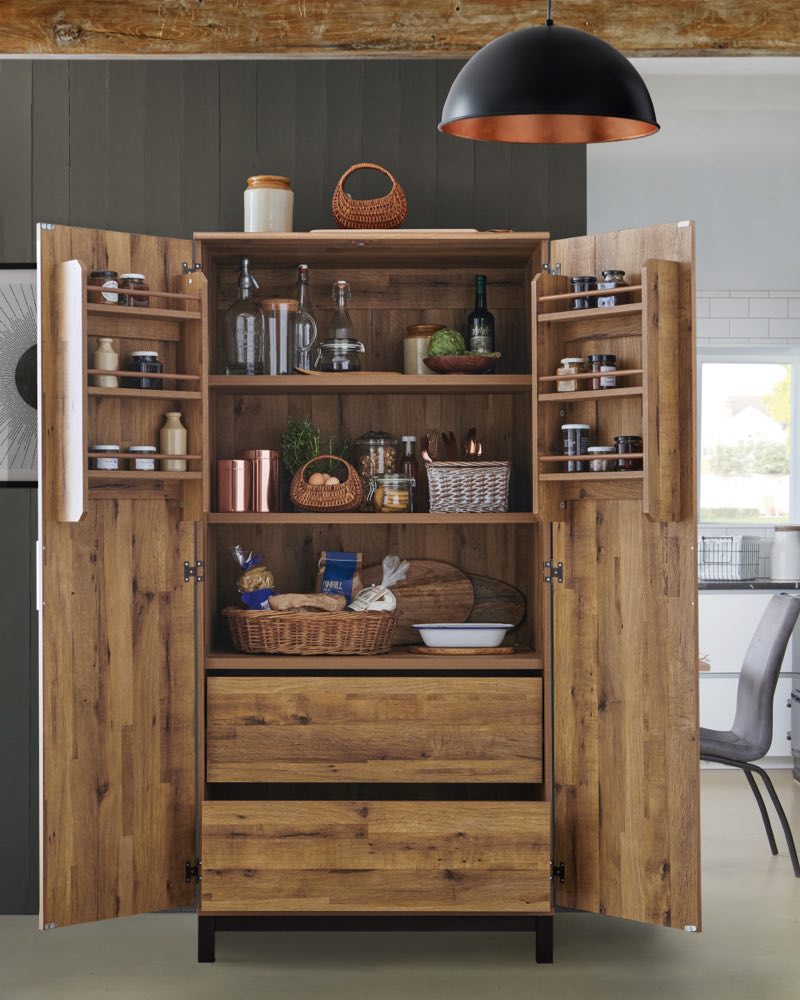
[121, 350, 163, 389]
[597, 269, 628, 308]
[570, 276, 597, 310]
[556, 357, 585, 392]
[587, 446, 617, 472]
[368, 473, 415, 513]
[615, 434, 643, 471]
[315, 339, 365, 372]
[356, 431, 398, 491]
[561, 423, 591, 472]
[118, 273, 149, 307]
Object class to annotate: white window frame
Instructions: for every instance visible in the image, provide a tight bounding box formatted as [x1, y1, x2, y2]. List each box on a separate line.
[697, 346, 800, 525]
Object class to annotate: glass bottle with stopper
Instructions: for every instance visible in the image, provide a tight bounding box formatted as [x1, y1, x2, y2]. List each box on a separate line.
[293, 264, 318, 370]
[314, 279, 366, 371]
[224, 258, 265, 375]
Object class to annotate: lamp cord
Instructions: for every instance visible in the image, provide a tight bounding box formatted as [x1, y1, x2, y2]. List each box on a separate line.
[546, 0, 554, 26]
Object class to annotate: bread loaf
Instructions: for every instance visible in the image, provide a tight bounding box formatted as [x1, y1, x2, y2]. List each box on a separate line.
[268, 592, 347, 613]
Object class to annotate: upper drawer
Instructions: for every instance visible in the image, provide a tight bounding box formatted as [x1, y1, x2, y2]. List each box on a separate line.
[206, 675, 543, 783]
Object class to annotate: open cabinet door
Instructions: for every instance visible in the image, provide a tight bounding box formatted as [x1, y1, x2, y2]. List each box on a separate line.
[543, 222, 701, 929]
[38, 224, 206, 927]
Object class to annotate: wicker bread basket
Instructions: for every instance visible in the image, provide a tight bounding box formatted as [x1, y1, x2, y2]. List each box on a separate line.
[224, 607, 400, 655]
[331, 163, 408, 230]
[427, 460, 511, 513]
[290, 454, 363, 512]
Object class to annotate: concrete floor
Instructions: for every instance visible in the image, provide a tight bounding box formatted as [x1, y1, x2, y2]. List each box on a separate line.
[1, 770, 798, 1000]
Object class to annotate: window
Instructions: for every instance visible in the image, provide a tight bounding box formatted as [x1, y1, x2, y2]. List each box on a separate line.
[699, 354, 797, 524]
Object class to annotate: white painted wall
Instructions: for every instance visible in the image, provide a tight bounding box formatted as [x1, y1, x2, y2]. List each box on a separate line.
[587, 58, 800, 291]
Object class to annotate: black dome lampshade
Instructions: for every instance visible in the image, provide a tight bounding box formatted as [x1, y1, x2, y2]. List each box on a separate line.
[439, 2, 659, 144]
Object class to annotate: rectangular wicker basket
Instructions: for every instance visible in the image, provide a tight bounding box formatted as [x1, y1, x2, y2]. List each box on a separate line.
[426, 460, 510, 513]
[223, 607, 400, 655]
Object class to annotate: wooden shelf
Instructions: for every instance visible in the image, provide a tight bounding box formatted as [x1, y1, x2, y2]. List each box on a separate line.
[539, 471, 643, 482]
[207, 511, 536, 526]
[538, 386, 643, 403]
[537, 302, 642, 324]
[87, 452, 201, 461]
[207, 373, 532, 395]
[88, 470, 202, 481]
[87, 385, 202, 400]
[538, 368, 642, 384]
[538, 285, 643, 304]
[87, 369, 201, 382]
[205, 647, 543, 672]
[87, 302, 201, 323]
[540, 453, 642, 464]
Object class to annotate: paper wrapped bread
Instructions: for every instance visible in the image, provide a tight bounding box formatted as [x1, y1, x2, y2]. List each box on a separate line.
[268, 592, 346, 613]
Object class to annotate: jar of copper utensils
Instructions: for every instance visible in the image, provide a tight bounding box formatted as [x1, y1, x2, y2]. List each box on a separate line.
[217, 459, 251, 512]
[239, 449, 281, 512]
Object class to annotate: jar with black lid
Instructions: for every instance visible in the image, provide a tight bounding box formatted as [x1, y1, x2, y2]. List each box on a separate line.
[588, 354, 617, 390]
[615, 434, 643, 471]
[570, 276, 597, 310]
[121, 350, 164, 389]
[118, 273, 149, 307]
[88, 270, 119, 305]
[597, 269, 627, 308]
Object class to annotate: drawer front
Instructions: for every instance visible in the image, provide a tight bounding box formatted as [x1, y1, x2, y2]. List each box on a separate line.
[201, 800, 551, 914]
[206, 676, 542, 783]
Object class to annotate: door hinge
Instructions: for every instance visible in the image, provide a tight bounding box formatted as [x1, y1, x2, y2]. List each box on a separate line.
[183, 560, 204, 583]
[551, 861, 566, 883]
[542, 261, 561, 276]
[182, 260, 201, 274]
[543, 560, 563, 584]
[185, 859, 202, 884]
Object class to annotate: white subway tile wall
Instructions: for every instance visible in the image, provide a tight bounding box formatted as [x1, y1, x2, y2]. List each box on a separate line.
[696, 288, 800, 576]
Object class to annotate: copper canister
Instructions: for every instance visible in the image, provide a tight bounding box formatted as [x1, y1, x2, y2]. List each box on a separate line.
[240, 449, 280, 512]
[216, 459, 251, 512]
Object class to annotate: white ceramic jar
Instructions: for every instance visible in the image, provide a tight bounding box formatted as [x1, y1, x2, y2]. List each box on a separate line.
[92, 337, 118, 387]
[770, 526, 800, 581]
[244, 175, 294, 232]
[160, 411, 188, 472]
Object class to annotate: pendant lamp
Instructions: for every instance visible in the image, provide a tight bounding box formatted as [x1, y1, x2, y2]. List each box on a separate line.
[439, 1, 659, 144]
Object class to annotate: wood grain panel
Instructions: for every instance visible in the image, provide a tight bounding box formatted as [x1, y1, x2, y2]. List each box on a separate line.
[206, 676, 542, 783]
[4, 3, 795, 56]
[201, 801, 551, 914]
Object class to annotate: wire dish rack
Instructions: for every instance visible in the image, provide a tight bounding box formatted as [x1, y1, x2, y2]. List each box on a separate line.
[697, 535, 760, 582]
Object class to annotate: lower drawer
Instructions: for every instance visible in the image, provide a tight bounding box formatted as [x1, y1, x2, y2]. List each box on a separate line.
[201, 800, 551, 914]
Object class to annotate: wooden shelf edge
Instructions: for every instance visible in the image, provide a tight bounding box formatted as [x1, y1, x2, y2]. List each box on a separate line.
[207, 511, 537, 525]
[538, 285, 643, 304]
[87, 386, 202, 400]
[538, 386, 643, 403]
[207, 374, 533, 394]
[537, 302, 643, 323]
[205, 648, 544, 671]
[87, 302, 202, 322]
[88, 470, 202, 481]
[539, 471, 643, 482]
[87, 369, 201, 382]
[538, 368, 643, 383]
[539, 453, 643, 464]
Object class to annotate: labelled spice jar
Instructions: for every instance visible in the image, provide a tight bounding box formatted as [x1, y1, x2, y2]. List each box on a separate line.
[90, 445, 120, 470]
[597, 269, 627, 308]
[369, 473, 415, 513]
[587, 446, 617, 472]
[118, 273, 149, 307]
[88, 270, 119, 304]
[615, 435, 643, 471]
[121, 350, 164, 389]
[557, 357, 585, 392]
[588, 354, 617, 390]
[562, 423, 590, 473]
[570, 276, 597, 310]
[127, 445, 157, 471]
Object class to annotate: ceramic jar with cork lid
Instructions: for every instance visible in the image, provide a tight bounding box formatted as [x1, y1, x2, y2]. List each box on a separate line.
[244, 175, 294, 232]
[160, 412, 188, 471]
[404, 324, 442, 375]
[92, 338, 118, 387]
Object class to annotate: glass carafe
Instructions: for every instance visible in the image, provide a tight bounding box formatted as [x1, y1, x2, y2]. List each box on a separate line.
[294, 264, 318, 370]
[329, 280, 355, 341]
[224, 258, 265, 375]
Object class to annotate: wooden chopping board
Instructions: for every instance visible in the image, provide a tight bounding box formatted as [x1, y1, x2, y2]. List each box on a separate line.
[467, 574, 527, 629]
[361, 560, 474, 645]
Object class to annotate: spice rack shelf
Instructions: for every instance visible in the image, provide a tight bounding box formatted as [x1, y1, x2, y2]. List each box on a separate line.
[87, 302, 201, 323]
[87, 470, 203, 481]
[207, 374, 532, 395]
[205, 648, 544, 672]
[537, 284, 643, 304]
[87, 386, 203, 400]
[538, 386, 643, 403]
[537, 301, 642, 324]
[207, 511, 536, 526]
[538, 368, 642, 384]
[539, 471, 644, 482]
[87, 452, 202, 461]
[539, 453, 644, 464]
[87, 369, 201, 382]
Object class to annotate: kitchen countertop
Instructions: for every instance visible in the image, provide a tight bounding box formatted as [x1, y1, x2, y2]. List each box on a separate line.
[699, 579, 800, 591]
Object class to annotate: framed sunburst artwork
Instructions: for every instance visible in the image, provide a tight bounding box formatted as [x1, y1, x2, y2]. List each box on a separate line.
[0, 266, 37, 483]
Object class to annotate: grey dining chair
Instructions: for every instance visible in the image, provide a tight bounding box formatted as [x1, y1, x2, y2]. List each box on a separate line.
[700, 593, 800, 877]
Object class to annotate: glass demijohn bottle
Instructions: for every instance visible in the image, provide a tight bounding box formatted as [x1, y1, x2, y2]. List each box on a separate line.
[294, 264, 318, 370]
[224, 258, 265, 375]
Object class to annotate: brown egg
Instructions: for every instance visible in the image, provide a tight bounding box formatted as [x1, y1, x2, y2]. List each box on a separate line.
[325, 476, 341, 486]
[308, 472, 327, 486]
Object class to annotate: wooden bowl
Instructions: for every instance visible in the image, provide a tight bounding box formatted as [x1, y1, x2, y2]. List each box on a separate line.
[423, 354, 499, 375]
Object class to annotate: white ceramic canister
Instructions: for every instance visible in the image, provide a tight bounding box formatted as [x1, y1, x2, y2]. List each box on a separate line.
[770, 525, 800, 580]
[92, 337, 118, 387]
[244, 175, 294, 233]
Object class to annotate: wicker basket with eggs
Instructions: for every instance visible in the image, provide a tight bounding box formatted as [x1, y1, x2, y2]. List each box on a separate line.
[290, 454, 364, 512]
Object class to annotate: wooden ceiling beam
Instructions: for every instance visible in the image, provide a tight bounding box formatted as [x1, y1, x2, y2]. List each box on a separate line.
[0, 2, 797, 58]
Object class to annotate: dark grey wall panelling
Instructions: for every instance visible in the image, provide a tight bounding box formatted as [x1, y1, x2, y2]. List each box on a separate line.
[0, 59, 585, 914]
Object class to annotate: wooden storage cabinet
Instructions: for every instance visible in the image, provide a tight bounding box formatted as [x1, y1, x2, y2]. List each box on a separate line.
[38, 225, 700, 963]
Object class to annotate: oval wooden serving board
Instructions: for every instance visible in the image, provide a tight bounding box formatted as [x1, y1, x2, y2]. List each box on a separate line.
[467, 574, 526, 628]
[361, 560, 474, 645]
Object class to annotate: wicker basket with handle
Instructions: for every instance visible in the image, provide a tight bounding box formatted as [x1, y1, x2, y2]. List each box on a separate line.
[290, 454, 364, 512]
[224, 607, 400, 655]
[331, 163, 408, 230]
[426, 460, 511, 513]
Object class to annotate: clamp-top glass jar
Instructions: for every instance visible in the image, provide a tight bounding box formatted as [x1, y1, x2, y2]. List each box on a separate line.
[315, 339, 365, 372]
[597, 270, 628, 308]
[368, 473, 415, 513]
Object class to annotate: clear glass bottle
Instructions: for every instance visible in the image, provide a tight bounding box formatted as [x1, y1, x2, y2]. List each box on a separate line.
[329, 280, 355, 341]
[467, 274, 495, 355]
[294, 264, 318, 370]
[400, 435, 420, 509]
[224, 258, 265, 375]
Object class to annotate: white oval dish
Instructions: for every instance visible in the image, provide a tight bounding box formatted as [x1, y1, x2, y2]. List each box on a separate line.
[412, 623, 513, 648]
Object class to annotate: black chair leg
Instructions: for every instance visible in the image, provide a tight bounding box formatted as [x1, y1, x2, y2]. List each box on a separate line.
[749, 764, 800, 878]
[743, 768, 779, 855]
